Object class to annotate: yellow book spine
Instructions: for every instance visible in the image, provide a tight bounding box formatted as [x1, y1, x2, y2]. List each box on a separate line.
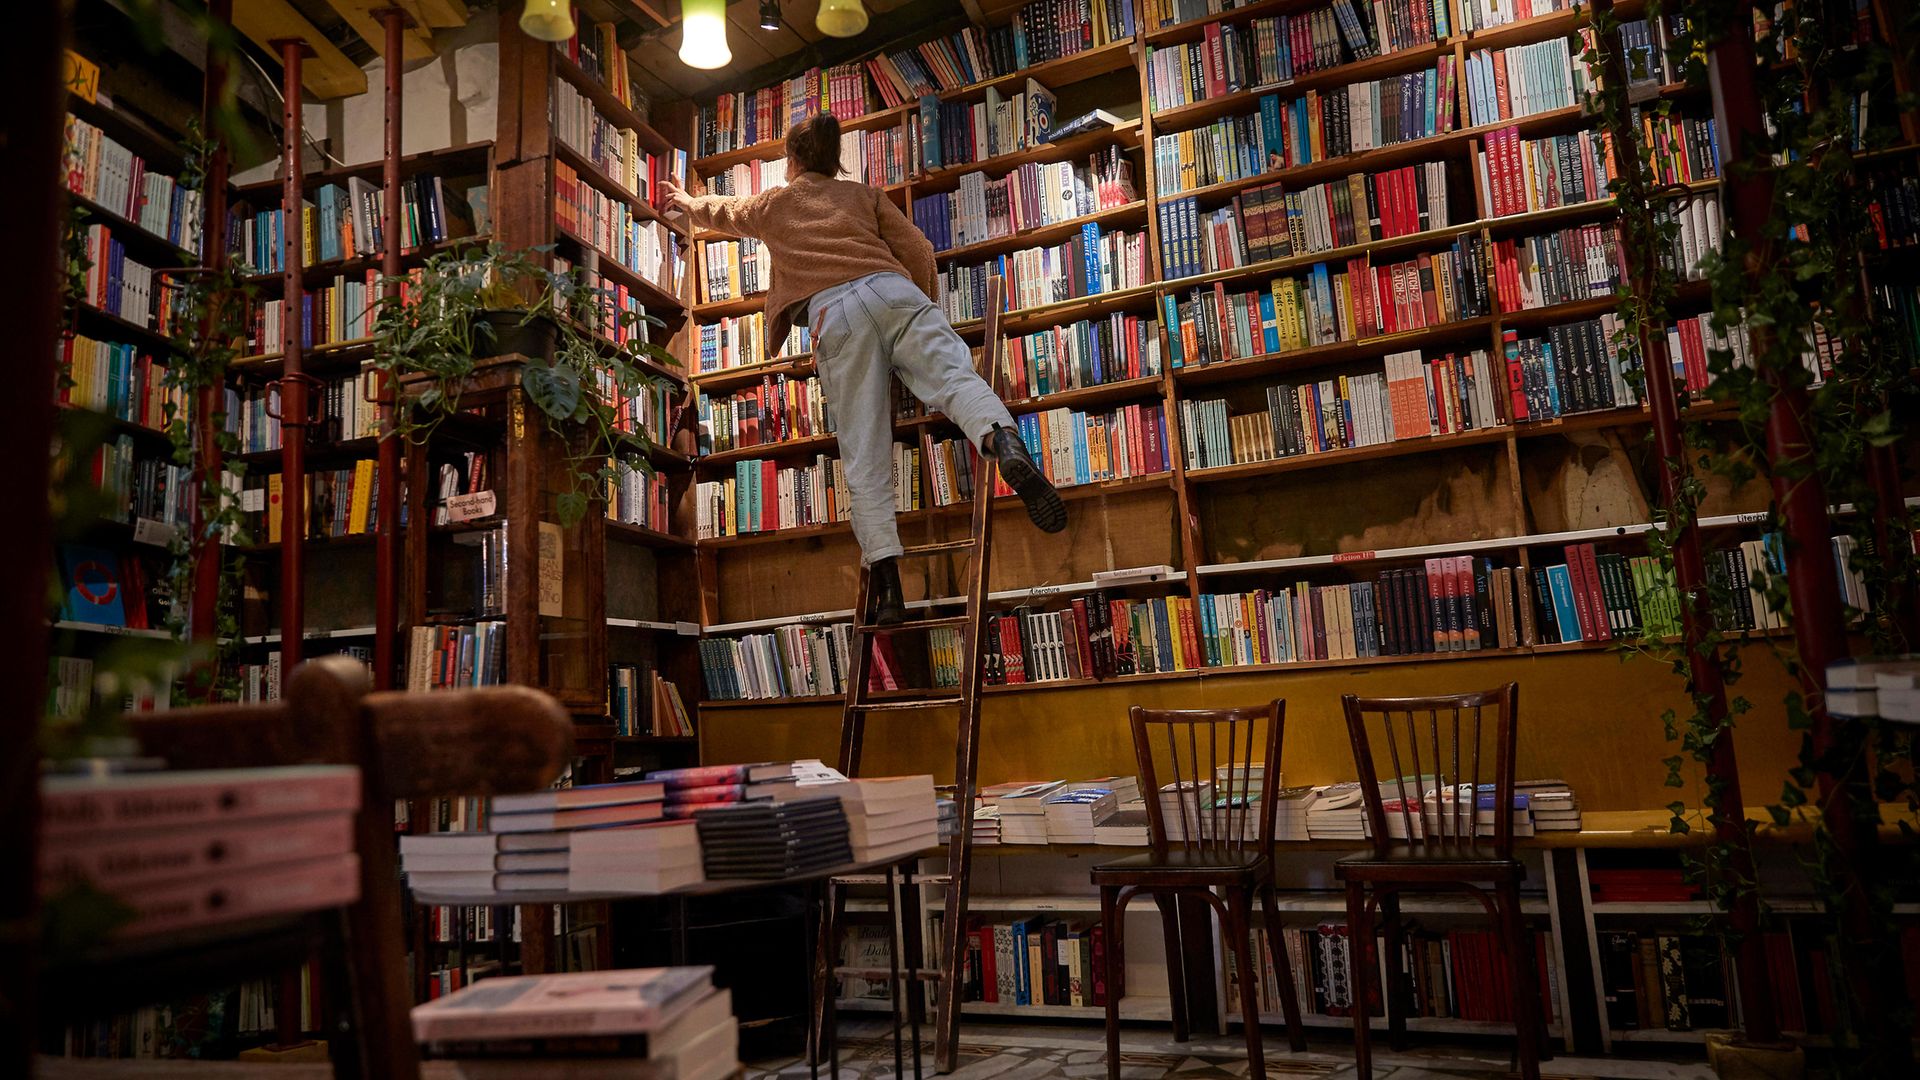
[349, 459, 374, 534]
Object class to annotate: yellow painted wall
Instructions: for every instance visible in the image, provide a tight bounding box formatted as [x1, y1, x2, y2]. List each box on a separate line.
[699, 642, 1809, 812]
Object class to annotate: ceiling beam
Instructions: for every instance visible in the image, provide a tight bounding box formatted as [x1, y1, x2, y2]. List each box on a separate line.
[409, 0, 472, 28]
[232, 0, 369, 99]
[322, 1, 437, 62]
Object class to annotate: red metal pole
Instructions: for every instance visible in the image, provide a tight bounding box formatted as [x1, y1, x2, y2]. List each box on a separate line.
[1585, 0, 1776, 1042]
[191, 0, 233, 672]
[276, 39, 311, 687]
[1707, 19, 1911, 1069]
[374, 8, 409, 690]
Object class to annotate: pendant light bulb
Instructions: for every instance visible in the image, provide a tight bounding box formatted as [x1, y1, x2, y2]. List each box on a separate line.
[760, 0, 782, 31]
[519, 0, 576, 43]
[816, 0, 868, 37]
[679, 0, 733, 69]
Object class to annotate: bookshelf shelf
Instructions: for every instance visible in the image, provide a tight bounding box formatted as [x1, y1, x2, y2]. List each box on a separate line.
[241, 625, 377, 646]
[551, 53, 678, 158]
[606, 521, 694, 548]
[552, 225, 688, 315]
[693, 293, 766, 319]
[1170, 315, 1501, 389]
[67, 94, 190, 171]
[1160, 219, 1480, 295]
[233, 533, 378, 555]
[1140, 0, 1296, 45]
[913, 120, 1144, 198]
[954, 37, 1142, 104]
[691, 352, 815, 390]
[606, 617, 681, 632]
[73, 304, 175, 353]
[698, 431, 840, 469]
[241, 233, 494, 289]
[56, 404, 171, 445]
[934, 200, 1149, 265]
[51, 620, 172, 639]
[66, 191, 199, 265]
[235, 435, 383, 469]
[991, 281, 1164, 336]
[554, 142, 688, 239]
[1150, 39, 1455, 135]
[1002, 375, 1167, 415]
[1183, 425, 1512, 486]
[233, 336, 376, 371]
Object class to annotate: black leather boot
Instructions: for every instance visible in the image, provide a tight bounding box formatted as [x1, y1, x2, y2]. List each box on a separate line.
[868, 556, 907, 625]
[982, 425, 1066, 533]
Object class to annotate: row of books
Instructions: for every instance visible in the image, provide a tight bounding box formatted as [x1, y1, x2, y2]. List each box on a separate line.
[1165, 241, 1492, 368]
[404, 621, 507, 691]
[1463, 37, 1588, 127]
[1599, 932, 1731, 1032]
[1454, 0, 1576, 33]
[694, 62, 872, 157]
[552, 78, 686, 205]
[1863, 164, 1920, 249]
[77, 225, 172, 333]
[609, 665, 695, 737]
[58, 335, 188, 432]
[238, 465, 385, 543]
[1001, 401, 1171, 490]
[607, 459, 673, 533]
[246, 271, 379, 354]
[555, 17, 636, 106]
[55, 544, 167, 632]
[1000, 310, 1165, 399]
[1504, 316, 1637, 421]
[945, 916, 1114, 1007]
[224, 369, 384, 453]
[698, 373, 835, 455]
[1634, 106, 1721, 186]
[699, 238, 768, 304]
[845, 125, 912, 187]
[914, 80, 1058, 174]
[604, 370, 680, 448]
[937, 226, 1149, 321]
[63, 113, 204, 255]
[698, 623, 854, 700]
[1270, 58, 1461, 172]
[1228, 924, 1559, 1026]
[1492, 221, 1621, 310]
[553, 161, 685, 298]
[913, 149, 1136, 254]
[1650, 190, 1724, 283]
[694, 453, 877, 539]
[1475, 125, 1615, 219]
[876, 0, 1132, 109]
[86, 435, 191, 530]
[229, 171, 485, 272]
[1145, 2, 1391, 112]
[696, 313, 810, 374]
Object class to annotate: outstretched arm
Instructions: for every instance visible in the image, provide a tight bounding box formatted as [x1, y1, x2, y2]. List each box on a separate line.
[875, 189, 937, 300]
[660, 179, 769, 238]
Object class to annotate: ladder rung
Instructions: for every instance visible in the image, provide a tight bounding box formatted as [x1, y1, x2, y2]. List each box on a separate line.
[852, 697, 965, 712]
[831, 873, 951, 887]
[859, 615, 971, 634]
[901, 539, 976, 557]
[835, 967, 946, 981]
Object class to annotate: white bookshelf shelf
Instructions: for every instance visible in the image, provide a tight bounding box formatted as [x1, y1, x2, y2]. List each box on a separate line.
[53, 620, 171, 639]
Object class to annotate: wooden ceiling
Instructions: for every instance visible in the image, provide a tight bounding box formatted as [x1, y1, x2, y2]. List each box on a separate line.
[232, 0, 471, 99]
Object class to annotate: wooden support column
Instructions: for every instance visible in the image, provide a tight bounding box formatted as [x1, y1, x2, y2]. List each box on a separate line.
[1587, 0, 1777, 1041]
[1706, 16, 1910, 1069]
[3, 1, 68, 1069]
[275, 38, 316, 687]
[374, 7, 411, 689]
[191, 0, 234, 672]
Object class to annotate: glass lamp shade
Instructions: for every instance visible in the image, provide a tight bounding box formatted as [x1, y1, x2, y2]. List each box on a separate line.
[519, 0, 576, 42]
[816, 0, 869, 37]
[679, 0, 733, 69]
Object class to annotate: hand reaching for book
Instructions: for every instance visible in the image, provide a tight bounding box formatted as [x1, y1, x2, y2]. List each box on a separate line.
[658, 179, 695, 214]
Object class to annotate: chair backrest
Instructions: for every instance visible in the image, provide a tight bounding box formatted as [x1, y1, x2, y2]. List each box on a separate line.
[1129, 701, 1284, 857]
[1339, 683, 1520, 858]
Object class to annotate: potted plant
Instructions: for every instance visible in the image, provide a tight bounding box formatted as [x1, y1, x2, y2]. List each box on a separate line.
[369, 244, 681, 527]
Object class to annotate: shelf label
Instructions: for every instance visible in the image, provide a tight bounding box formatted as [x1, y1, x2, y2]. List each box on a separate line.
[446, 490, 497, 522]
[132, 518, 179, 547]
[1331, 550, 1376, 564]
[675, 621, 700, 636]
[1026, 584, 1063, 597]
[64, 51, 99, 104]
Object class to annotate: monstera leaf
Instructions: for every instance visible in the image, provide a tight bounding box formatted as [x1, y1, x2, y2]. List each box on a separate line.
[523, 358, 582, 420]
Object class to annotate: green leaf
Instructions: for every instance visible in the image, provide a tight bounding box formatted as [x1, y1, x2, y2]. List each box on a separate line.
[555, 490, 589, 528]
[523, 360, 581, 419]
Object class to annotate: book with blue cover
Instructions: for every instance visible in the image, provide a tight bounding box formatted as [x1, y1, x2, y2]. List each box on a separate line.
[1546, 563, 1583, 643]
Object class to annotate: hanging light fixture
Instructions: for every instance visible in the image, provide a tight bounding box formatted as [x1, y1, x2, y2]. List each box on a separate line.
[518, 0, 576, 42]
[679, 0, 733, 69]
[816, 0, 868, 37]
[759, 0, 782, 31]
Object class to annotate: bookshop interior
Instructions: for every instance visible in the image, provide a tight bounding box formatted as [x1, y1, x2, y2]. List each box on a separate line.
[16, 0, 1920, 1078]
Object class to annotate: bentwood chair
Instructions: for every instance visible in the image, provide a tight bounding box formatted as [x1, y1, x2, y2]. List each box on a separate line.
[1090, 702, 1307, 1080]
[1335, 683, 1543, 1080]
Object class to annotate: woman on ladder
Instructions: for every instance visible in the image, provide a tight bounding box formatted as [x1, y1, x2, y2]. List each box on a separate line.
[661, 112, 1066, 625]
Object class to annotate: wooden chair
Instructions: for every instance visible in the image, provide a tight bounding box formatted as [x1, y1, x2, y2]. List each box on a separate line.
[36, 655, 573, 1078]
[1335, 683, 1542, 1080]
[1089, 703, 1307, 1080]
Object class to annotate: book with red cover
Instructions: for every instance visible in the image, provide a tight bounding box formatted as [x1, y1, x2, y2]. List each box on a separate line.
[1576, 543, 1612, 642]
[411, 967, 715, 1042]
[41, 765, 361, 837]
[1563, 545, 1598, 640]
[115, 851, 360, 939]
[41, 812, 354, 894]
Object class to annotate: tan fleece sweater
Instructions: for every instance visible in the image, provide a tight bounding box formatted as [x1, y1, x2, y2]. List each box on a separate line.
[684, 171, 937, 360]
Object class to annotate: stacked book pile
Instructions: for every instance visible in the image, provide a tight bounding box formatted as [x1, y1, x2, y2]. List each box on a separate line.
[1156, 779, 1214, 842]
[936, 796, 958, 843]
[1304, 782, 1368, 840]
[1041, 781, 1120, 844]
[401, 779, 706, 900]
[693, 796, 851, 880]
[1518, 779, 1582, 831]
[649, 759, 843, 817]
[1093, 800, 1150, 846]
[413, 966, 738, 1080]
[1420, 784, 1534, 839]
[39, 766, 361, 938]
[1827, 656, 1920, 723]
[831, 775, 939, 862]
[972, 804, 1002, 845]
[981, 781, 1063, 845]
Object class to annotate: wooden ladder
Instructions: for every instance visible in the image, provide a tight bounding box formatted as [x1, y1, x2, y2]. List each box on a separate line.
[833, 275, 1009, 1075]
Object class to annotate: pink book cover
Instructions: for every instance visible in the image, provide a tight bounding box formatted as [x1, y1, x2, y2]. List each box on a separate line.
[411, 966, 715, 1041]
[41, 766, 360, 838]
[492, 780, 665, 815]
[41, 811, 354, 895]
[493, 801, 666, 832]
[116, 851, 360, 939]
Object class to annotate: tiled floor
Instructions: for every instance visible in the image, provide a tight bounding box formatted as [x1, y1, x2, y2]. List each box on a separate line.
[746, 1020, 1715, 1080]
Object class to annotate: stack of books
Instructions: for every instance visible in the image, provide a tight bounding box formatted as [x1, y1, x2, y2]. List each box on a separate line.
[1093, 800, 1150, 846]
[39, 766, 361, 938]
[1156, 779, 1214, 842]
[1041, 780, 1124, 844]
[400, 780, 709, 899]
[413, 966, 739, 1080]
[1304, 782, 1368, 840]
[972, 804, 1002, 845]
[832, 775, 940, 862]
[1518, 779, 1583, 831]
[981, 781, 1063, 845]
[693, 796, 851, 880]
[936, 796, 959, 842]
[1274, 786, 1316, 841]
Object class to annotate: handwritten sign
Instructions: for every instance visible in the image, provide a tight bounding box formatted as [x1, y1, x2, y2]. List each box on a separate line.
[446, 490, 497, 522]
[1331, 550, 1377, 563]
[538, 521, 564, 618]
[64, 51, 99, 104]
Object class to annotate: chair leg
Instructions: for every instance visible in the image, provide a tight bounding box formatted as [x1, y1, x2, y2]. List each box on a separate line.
[1227, 887, 1268, 1080]
[1102, 885, 1124, 1080]
[1498, 880, 1544, 1080]
[1345, 880, 1372, 1080]
[1152, 890, 1190, 1042]
[1259, 885, 1307, 1053]
[1380, 891, 1407, 1052]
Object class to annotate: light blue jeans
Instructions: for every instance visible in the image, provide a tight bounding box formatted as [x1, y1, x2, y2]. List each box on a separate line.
[807, 271, 1015, 565]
